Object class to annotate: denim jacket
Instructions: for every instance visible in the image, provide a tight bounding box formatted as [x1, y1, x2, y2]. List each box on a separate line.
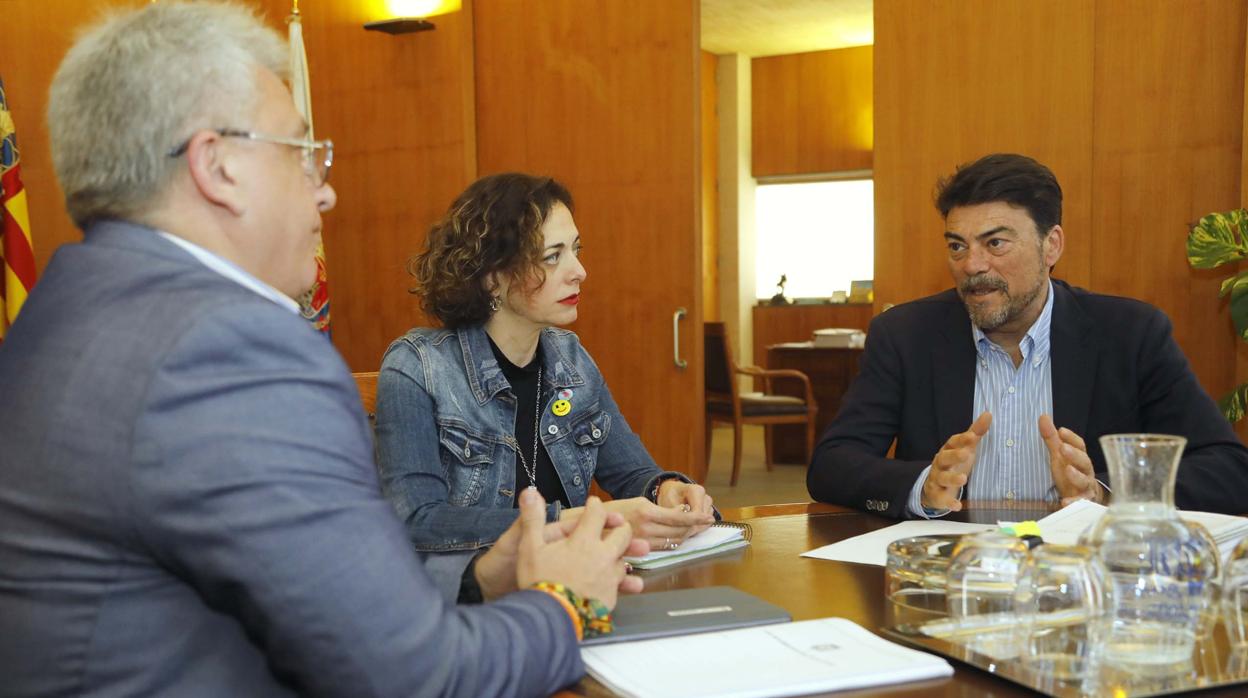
[375, 324, 687, 557]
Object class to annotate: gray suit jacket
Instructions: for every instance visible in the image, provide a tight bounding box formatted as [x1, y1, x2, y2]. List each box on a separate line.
[0, 221, 582, 697]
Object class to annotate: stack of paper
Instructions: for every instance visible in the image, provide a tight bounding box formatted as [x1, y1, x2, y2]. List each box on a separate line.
[625, 525, 748, 570]
[1037, 499, 1248, 560]
[1183, 509, 1248, 559]
[582, 617, 952, 698]
[812, 328, 864, 348]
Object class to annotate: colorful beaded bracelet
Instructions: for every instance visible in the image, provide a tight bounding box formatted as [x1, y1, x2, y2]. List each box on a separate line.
[531, 581, 613, 640]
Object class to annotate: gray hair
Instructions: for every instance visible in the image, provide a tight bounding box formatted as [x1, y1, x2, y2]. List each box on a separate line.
[48, 1, 288, 228]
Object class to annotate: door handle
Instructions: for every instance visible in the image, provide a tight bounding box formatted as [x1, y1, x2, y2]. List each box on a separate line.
[672, 307, 688, 369]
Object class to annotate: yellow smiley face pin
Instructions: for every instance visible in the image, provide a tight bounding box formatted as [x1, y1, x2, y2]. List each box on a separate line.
[551, 399, 572, 417]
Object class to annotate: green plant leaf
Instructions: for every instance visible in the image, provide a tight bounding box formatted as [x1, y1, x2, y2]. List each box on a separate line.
[1219, 382, 1248, 423]
[1188, 210, 1248, 269]
[1221, 273, 1238, 298]
[1229, 272, 1248, 340]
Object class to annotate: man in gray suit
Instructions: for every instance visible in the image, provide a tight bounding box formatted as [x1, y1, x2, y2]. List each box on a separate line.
[0, 2, 643, 696]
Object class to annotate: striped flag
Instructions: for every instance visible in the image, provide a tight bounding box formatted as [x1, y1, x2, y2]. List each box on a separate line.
[0, 76, 36, 344]
[288, 6, 331, 336]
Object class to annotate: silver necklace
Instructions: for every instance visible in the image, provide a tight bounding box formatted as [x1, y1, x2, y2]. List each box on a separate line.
[516, 366, 543, 490]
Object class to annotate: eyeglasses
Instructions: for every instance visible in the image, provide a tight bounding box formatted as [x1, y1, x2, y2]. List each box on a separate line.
[168, 128, 334, 186]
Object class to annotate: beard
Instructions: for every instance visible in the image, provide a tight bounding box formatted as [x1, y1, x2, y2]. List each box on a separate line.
[958, 272, 1045, 331]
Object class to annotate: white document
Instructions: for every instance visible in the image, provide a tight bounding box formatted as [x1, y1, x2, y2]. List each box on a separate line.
[1035, 499, 1248, 560]
[801, 520, 994, 566]
[582, 617, 952, 698]
[800, 502, 1248, 569]
[1027, 498, 1102, 545]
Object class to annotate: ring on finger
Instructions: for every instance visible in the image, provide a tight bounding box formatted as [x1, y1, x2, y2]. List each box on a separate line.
[680, 503, 691, 513]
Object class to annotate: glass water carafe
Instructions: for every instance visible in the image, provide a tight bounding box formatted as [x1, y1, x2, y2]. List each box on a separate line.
[1082, 434, 1218, 675]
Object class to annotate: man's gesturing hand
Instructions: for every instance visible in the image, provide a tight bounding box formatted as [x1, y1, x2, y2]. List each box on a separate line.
[1038, 414, 1103, 506]
[922, 411, 991, 512]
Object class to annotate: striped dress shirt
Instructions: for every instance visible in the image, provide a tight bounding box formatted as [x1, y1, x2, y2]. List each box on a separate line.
[908, 281, 1055, 516]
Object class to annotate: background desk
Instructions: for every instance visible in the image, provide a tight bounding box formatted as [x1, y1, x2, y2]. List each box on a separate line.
[751, 303, 873, 368]
[565, 502, 1245, 697]
[765, 343, 862, 464]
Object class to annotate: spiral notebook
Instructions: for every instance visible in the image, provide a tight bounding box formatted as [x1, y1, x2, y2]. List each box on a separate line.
[624, 522, 752, 570]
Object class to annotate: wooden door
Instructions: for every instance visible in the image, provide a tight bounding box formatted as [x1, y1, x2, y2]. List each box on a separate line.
[472, 0, 706, 481]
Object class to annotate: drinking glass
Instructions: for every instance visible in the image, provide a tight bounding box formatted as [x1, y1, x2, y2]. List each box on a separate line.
[885, 534, 959, 628]
[943, 530, 1029, 658]
[1014, 544, 1108, 681]
[1223, 534, 1248, 647]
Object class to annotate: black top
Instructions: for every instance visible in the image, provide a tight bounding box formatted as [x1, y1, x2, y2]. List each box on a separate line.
[488, 337, 570, 509]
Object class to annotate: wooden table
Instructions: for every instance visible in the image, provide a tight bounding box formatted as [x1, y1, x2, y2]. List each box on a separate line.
[765, 343, 862, 464]
[563, 502, 1246, 697]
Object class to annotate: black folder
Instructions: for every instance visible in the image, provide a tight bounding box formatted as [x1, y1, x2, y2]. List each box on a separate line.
[581, 586, 791, 646]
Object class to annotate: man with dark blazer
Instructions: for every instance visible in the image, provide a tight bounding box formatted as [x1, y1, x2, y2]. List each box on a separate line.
[807, 153, 1248, 519]
[0, 3, 642, 696]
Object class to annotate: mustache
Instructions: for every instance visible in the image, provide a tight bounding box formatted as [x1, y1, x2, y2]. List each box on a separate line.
[960, 275, 1008, 294]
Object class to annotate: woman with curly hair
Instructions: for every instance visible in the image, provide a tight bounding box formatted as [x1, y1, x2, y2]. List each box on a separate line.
[375, 172, 716, 597]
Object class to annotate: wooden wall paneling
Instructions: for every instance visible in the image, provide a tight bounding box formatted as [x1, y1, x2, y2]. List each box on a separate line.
[473, 0, 705, 481]
[873, 0, 1095, 313]
[276, 0, 477, 372]
[751, 51, 799, 177]
[702, 50, 720, 322]
[875, 0, 1246, 420]
[0, 0, 475, 373]
[796, 46, 872, 175]
[0, 0, 111, 277]
[752, 46, 872, 178]
[1089, 0, 1246, 407]
[751, 303, 873, 371]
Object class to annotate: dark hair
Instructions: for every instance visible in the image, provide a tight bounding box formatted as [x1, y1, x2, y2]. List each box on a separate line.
[409, 172, 574, 328]
[935, 153, 1062, 235]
